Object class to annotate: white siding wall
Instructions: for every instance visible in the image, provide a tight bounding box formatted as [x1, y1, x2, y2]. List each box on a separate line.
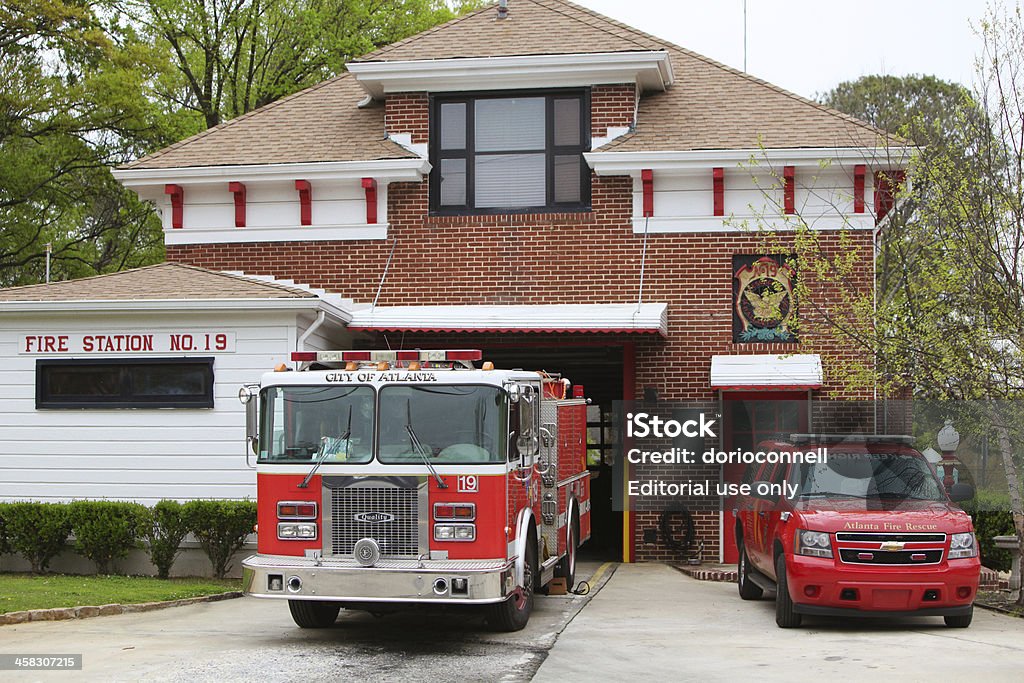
[630, 165, 877, 233]
[0, 309, 325, 504]
[134, 177, 390, 245]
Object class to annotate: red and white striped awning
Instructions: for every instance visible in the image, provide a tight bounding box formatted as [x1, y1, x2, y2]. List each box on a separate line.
[347, 303, 668, 336]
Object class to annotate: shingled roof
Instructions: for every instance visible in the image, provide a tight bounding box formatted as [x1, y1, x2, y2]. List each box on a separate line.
[122, 0, 892, 171]
[121, 76, 416, 170]
[0, 263, 316, 302]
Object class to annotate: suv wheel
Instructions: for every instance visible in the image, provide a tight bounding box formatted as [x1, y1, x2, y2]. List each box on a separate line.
[737, 541, 763, 600]
[774, 554, 802, 628]
[944, 609, 973, 628]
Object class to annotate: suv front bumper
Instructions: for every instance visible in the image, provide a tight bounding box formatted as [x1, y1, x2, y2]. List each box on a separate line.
[242, 554, 515, 604]
[787, 555, 980, 616]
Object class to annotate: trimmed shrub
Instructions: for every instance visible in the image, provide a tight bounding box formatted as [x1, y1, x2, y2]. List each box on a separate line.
[146, 500, 190, 579]
[184, 500, 257, 579]
[963, 492, 1018, 572]
[0, 502, 10, 555]
[67, 500, 149, 574]
[3, 502, 72, 572]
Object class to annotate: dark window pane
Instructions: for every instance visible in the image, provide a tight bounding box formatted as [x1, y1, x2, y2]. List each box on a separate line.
[47, 367, 120, 397]
[440, 158, 467, 206]
[475, 97, 545, 151]
[554, 98, 581, 146]
[439, 102, 466, 150]
[554, 155, 581, 203]
[130, 365, 206, 397]
[37, 359, 214, 409]
[474, 153, 545, 208]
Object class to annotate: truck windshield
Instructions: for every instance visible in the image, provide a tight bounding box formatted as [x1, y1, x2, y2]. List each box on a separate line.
[260, 386, 374, 463]
[378, 385, 504, 464]
[792, 452, 946, 501]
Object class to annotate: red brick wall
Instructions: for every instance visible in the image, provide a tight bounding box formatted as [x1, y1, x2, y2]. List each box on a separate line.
[591, 84, 635, 136]
[385, 93, 429, 143]
[167, 88, 875, 562]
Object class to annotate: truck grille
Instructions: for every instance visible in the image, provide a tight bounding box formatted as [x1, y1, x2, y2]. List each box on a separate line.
[329, 485, 420, 558]
[835, 532, 946, 566]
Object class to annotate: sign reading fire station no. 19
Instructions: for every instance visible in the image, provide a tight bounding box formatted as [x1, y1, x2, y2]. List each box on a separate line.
[19, 331, 236, 355]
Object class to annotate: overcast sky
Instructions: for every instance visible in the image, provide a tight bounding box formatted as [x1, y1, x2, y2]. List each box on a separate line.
[574, 0, 999, 100]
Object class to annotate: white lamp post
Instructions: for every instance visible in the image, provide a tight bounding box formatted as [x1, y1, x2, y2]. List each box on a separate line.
[936, 419, 960, 492]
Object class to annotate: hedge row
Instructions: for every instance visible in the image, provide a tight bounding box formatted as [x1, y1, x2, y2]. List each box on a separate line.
[0, 500, 256, 579]
[963, 492, 1019, 572]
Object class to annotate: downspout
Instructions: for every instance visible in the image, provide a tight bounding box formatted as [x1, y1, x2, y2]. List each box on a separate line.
[297, 309, 327, 352]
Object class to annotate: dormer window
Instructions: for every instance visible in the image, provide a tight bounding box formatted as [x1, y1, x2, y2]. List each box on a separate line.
[429, 90, 590, 213]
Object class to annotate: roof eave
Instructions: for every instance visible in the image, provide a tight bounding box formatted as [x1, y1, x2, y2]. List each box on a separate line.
[347, 51, 673, 98]
[585, 146, 918, 175]
[0, 298, 354, 323]
[113, 158, 431, 187]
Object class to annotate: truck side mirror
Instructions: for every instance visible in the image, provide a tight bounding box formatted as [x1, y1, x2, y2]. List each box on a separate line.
[949, 483, 974, 502]
[239, 384, 260, 459]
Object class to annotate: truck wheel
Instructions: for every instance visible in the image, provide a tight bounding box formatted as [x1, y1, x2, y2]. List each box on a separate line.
[288, 599, 340, 628]
[557, 511, 579, 591]
[944, 609, 973, 628]
[489, 533, 537, 632]
[737, 541, 763, 600]
[774, 554, 802, 628]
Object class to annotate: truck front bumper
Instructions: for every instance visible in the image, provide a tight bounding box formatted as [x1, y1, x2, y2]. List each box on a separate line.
[787, 555, 980, 616]
[242, 554, 515, 605]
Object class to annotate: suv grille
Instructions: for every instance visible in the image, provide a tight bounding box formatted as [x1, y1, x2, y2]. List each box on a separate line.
[835, 532, 946, 566]
[329, 485, 420, 558]
[838, 549, 944, 565]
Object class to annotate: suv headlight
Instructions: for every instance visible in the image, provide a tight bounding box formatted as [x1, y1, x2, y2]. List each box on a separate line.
[796, 529, 833, 558]
[949, 532, 978, 559]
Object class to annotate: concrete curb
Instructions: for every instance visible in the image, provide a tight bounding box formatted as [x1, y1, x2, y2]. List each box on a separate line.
[976, 601, 1024, 618]
[0, 591, 244, 626]
[671, 564, 737, 583]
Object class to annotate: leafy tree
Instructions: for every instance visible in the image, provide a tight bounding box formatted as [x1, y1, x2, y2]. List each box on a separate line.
[0, 0, 166, 287]
[126, 0, 482, 131]
[811, 8, 1024, 604]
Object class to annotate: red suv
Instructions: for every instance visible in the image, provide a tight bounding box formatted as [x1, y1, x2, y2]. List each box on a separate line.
[735, 435, 980, 628]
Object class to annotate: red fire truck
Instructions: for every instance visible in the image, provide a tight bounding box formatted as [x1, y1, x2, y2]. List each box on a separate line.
[238, 349, 591, 631]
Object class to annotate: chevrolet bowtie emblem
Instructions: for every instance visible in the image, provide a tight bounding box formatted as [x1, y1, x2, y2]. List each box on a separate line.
[880, 541, 905, 551]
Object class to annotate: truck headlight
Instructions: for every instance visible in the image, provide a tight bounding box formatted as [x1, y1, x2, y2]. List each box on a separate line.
[434, 523, 476, 542]
[278, 522, 318, 540]
[949, 532, 978, 559]
[796, 529, 833, 558]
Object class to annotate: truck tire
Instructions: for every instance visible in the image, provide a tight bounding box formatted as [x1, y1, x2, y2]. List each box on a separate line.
[288, 599, 340, 628]
[774, 554, 802, 628]
[944, 609, 973, 628]
[557, 509, 579, 591]
[489, 532, 537, 632]
[737, 541, 763, 600]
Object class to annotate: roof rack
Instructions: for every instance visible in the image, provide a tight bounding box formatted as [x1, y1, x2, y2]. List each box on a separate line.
[789, 434, 916, 445]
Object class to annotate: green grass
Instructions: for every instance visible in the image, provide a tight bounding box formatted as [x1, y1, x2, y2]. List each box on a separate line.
[0, 574, 241, 614]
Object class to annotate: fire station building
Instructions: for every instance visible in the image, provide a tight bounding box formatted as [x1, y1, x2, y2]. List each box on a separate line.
[1, 0, 906, 564]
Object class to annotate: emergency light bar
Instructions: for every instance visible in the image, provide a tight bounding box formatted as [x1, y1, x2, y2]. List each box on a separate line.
[291, 349, 482, 363]
[789, 434, 917, 445]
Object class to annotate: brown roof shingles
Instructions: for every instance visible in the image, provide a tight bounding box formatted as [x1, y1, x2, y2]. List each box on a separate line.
[0, 263, 316, 302]
[122, 0, 896, 171]
[122, 75, 415, 170]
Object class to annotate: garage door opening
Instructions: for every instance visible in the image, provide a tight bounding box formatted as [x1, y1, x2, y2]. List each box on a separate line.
[480, 344, 626, 563]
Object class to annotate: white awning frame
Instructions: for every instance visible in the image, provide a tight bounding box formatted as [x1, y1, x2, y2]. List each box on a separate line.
[347, 303, 668, 336]
[710, 353, 823, 390]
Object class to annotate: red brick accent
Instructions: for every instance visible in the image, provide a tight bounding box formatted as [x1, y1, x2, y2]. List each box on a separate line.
[385, 93, 430, 144]
[591, 84, 635, 137]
